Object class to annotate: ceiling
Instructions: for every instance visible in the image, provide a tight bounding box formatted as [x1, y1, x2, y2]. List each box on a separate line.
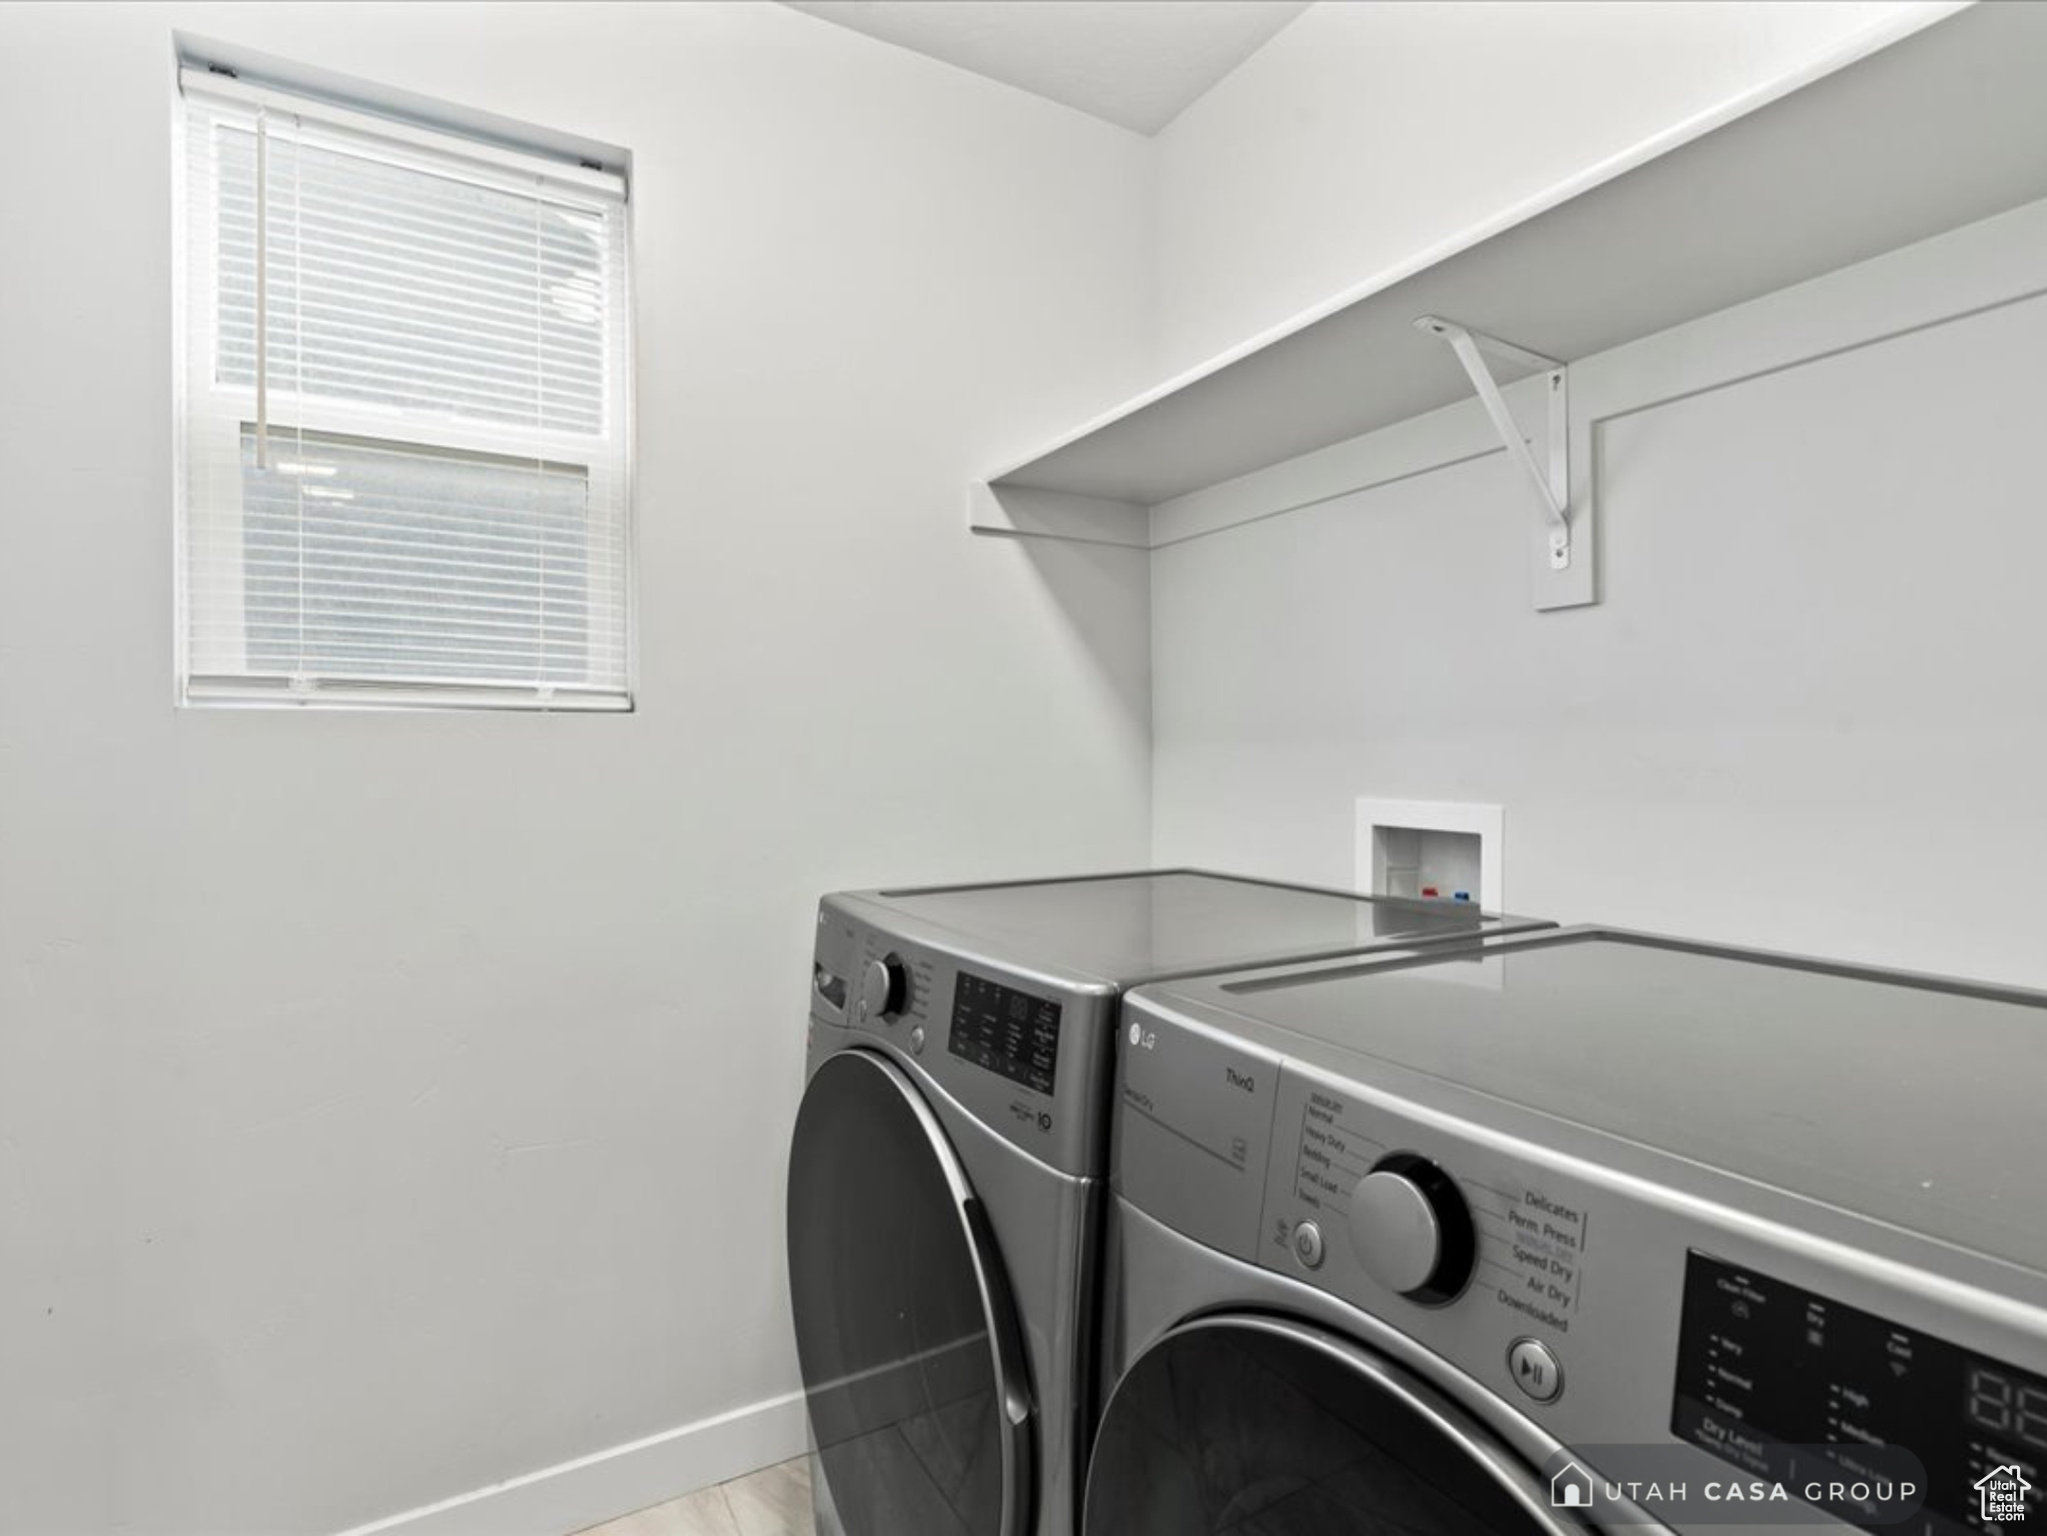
[779, 1, 1314, 136]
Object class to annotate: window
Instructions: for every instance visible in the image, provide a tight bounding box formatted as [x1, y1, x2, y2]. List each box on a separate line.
[176, 61, 632, 709]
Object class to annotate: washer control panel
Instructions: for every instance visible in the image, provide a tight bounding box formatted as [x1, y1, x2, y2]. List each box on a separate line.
[947, 970, 1062, 1094]
[812, 894, 1114, 1178]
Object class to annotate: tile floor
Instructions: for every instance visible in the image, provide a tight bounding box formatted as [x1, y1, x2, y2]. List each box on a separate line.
[576, 1457, 813, 1536]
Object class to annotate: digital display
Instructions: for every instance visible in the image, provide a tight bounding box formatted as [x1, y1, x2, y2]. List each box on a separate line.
[1674, 1252, 2045, 1535]
[947, 972, 1061, 1094]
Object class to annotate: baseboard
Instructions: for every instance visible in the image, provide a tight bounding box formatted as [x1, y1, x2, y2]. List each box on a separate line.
[334, 1389, 810, 1536]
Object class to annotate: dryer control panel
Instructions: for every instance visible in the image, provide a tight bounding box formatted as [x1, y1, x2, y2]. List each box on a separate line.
[1112, 979, 2047, 1536]
[1265, 1070, 1591, 1336]
[1674, 1252, 2046, 1536]
[1250, 1056, 1603, 1398]
[1111, 999, 1603, 1357]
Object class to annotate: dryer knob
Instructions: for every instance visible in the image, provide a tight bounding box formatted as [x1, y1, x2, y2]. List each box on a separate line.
[860, 954, 909, 1021]
[1348, 1153, 1476, 1305]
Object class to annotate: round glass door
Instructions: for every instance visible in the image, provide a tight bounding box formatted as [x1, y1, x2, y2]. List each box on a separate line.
[1085, 1316, 1579, 1536]
[787, 1049, 1031, 1536]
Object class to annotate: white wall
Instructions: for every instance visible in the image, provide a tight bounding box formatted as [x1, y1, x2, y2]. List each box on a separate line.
[1153, 263, 2047, 989]
[1149, 23, 2047, 994]
[0, 5, 1152, 1534]
[1148, 0, 1958, 373]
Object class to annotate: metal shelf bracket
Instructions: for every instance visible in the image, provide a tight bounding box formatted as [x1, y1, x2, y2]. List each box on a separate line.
[1415, 316, 1571, 571]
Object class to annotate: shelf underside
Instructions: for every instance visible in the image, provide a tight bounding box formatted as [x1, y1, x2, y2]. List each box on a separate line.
[991, 3, 2047, 509]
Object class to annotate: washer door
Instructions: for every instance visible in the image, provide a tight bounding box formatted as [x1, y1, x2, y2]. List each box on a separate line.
[787, 1049, 1033, 1536]
[1084, 1315, 1587, 1536]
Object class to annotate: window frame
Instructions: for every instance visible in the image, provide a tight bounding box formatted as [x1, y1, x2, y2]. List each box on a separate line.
[172, 65, 636, 713]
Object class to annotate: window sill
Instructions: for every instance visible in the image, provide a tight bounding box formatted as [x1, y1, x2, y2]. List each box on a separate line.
[181, 675, 634, 714]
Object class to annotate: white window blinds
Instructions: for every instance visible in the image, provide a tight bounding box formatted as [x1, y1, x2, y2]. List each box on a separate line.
[177, 69, 632, 709]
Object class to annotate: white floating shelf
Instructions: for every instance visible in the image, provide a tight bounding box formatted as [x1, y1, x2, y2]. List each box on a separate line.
[972, 2, 2047, 610]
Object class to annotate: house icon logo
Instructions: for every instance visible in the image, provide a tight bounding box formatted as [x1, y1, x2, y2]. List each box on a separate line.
[1552, 1460, 1596, 1509]
[1975, 1464, 2031, 1523]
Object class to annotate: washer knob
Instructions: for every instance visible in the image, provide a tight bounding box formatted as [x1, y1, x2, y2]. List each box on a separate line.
[860, 954, 909, 1021]
[1348, 1153, 1476, 1304]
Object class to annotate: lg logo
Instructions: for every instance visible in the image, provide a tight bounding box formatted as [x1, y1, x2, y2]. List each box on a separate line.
[1128, 1022, 1157, 1051]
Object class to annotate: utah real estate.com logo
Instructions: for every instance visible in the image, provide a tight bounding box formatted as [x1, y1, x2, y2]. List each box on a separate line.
[1977, 1464, 2032, 1524]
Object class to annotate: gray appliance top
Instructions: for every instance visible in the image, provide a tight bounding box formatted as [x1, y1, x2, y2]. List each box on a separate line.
[846, 870, 1546, 987]
[1155, 929, 2047, 1275]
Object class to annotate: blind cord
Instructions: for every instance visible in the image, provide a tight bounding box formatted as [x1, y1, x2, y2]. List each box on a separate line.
[535, 177, 547, 694]
[292, 113, 306, 686]
[254, 105, 268, 469]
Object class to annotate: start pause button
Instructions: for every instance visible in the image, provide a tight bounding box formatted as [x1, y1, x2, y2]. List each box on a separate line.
[1507, 1337, 1564, 1404]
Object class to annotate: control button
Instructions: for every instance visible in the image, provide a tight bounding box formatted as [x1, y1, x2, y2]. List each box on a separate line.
[1507, 1337, 1564, 1404]
[1292, 1220, 1325, 1270]
[908, 1026, 926, 1056]
[860, 954, 909, 1022]
[1347, 1152, 1476, 1305]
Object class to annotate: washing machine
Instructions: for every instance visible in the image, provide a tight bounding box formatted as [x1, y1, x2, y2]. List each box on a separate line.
[786, 870, 1553, 1536]
[1089, 926, 2047, 1536]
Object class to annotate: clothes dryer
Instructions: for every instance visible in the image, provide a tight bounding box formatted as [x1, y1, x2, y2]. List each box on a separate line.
[1090, 929, 2047, 1536]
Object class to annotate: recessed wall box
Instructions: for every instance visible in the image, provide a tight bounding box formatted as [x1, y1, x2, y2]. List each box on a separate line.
[1356, 798, 1503, 911]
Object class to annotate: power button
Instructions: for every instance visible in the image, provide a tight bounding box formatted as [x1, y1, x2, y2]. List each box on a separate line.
[1292, 1220, 1326, 1270]
[1507, 1337, 1563, 1404]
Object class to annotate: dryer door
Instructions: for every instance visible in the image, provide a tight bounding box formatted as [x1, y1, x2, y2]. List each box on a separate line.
[1085, 1314, 1591, 1536]
[787, 1049, 1033, 1536]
